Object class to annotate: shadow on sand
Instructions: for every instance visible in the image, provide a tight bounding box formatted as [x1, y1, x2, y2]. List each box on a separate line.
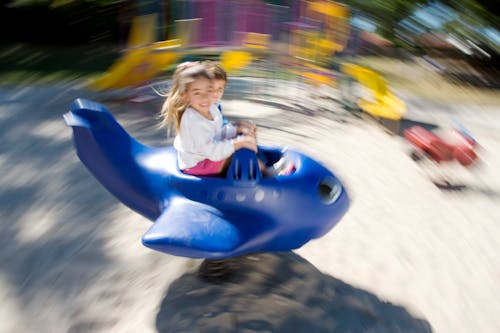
[432, 180, 500, 197]
[156, 252, 432, 333]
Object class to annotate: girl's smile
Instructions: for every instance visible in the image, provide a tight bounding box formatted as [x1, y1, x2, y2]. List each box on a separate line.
[186, 77, 213, 119]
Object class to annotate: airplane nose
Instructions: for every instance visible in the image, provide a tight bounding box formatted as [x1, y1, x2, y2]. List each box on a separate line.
[318, 176, 342, 205]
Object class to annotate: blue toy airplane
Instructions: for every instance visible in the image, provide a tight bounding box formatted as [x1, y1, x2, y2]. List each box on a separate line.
[64, 98, 350, 259]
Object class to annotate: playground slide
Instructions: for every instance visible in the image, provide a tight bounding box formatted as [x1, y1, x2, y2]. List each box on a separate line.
[341, 63, 406, 120]
[89, 14, 183, 91]
[89, 40, 183, 90]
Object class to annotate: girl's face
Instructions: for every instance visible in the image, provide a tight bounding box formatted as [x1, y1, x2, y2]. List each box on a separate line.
[185, 77, 213, 115]
[211, 79, 226, 104]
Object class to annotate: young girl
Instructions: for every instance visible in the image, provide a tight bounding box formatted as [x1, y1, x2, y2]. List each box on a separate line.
[204, 60, 257, 135]
[160, 62, 257, 176]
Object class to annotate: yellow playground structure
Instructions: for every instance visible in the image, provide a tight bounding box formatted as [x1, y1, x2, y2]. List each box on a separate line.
[341, 63, 406, 121]
[88, 0, 353, 91]
[89, 14, 183, 91]
[88, 13, 263, 90]
[87, 0, 406, 132]
[288, 0, 350, 87]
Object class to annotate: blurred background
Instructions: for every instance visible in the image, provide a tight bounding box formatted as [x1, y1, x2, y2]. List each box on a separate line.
[1, 1, 500, 333]
[0, 0, 498, 94]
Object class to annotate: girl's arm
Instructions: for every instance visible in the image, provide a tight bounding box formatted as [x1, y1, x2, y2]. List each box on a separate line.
[181, 112, 235, 161]
[187, 123, 257, 160]
[214, 122, 238, 140]
[215, 121, 256, 140]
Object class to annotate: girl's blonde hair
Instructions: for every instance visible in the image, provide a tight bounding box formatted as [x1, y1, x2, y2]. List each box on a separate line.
[159, 62, 213, 132]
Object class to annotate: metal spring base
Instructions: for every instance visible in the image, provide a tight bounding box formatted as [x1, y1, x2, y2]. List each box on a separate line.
[198, 258, 241, 283]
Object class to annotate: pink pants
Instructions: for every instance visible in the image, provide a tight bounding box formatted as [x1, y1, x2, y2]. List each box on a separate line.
[183, 159, 224, 176]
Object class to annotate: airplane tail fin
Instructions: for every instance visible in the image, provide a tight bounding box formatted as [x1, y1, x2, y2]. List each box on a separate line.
[64, 98, 164, 220]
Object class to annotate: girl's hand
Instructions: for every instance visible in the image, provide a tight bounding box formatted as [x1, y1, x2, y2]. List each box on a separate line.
[233, 135, 258, 152]
[237, 121, 257, 137]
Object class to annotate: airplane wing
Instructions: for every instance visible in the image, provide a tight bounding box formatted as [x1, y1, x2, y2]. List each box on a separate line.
[141, 198, 242, 258]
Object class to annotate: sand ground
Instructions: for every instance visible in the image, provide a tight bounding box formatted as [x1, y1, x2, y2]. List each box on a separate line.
[1, 78, 499, 332]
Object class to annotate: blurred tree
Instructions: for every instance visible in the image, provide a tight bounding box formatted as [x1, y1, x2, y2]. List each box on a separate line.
[440, 0, 499, 28]
[343, 0, 428, 41]
[343, 0, 498, 42]
[2, 0, 498, 46]
[422, 1, 499, 55]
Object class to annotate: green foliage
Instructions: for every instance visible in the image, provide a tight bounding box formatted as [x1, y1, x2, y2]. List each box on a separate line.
[344, 0, 428, 40]
[439, 0, 499, 28]
[343, 0, 499, 53]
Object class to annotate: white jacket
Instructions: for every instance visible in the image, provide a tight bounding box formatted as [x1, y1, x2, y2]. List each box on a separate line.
[174, 105, 237, 169]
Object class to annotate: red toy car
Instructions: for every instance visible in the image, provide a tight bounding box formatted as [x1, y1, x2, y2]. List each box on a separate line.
[404, 125, 478, 167]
